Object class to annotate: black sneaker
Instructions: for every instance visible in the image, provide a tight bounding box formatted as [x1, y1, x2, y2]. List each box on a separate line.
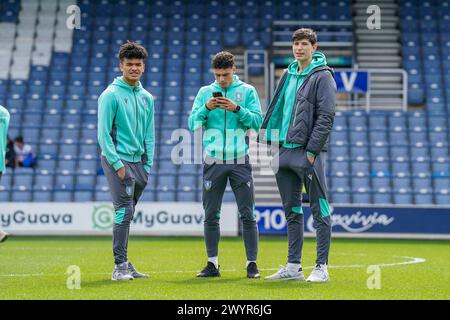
[196, 262, 221, 277]
[246, 262, 260, 279]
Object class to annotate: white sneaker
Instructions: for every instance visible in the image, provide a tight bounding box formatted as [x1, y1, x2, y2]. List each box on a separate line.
[0, 230, 9, 243]
[307, 264, 329, 282]
[264, 265, 305, 280]
[112, 262, 134, 281]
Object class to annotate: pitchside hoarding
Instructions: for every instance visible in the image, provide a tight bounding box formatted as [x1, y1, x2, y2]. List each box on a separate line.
[0, 202, 239, 236]
[256, 205, 450, 239]
[2, 202, 450, 238]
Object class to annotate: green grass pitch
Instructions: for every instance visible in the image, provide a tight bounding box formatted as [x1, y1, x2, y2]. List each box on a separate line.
[0, 236, 449, 300]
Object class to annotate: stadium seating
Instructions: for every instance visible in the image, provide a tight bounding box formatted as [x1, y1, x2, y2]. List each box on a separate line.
[0, 0, 448, 205]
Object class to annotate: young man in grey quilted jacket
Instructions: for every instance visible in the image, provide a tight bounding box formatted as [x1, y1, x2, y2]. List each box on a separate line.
[259, 28, 336, 282]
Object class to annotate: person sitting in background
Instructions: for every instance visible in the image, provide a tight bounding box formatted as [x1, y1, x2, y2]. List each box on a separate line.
[5, 135, 15, 169]
[14, 136, 36, 168]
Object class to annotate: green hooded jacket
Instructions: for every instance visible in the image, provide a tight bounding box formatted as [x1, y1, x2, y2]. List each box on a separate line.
[0, 105, 9, 173]
[188, 75, 263, 160]
[98, 77, 155, 172]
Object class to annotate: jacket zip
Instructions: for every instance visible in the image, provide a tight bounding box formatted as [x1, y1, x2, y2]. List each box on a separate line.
[133, 88, 139, 162]
[260, 70, 288, 130]
[223, 88, 227, 159]
[291, 76, 301, 130]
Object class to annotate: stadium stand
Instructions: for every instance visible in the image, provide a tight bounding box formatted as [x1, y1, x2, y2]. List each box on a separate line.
[0, 0, 448, 205]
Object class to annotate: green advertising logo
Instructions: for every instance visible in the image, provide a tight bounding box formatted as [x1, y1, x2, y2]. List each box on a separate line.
[92, 205, 114, 230]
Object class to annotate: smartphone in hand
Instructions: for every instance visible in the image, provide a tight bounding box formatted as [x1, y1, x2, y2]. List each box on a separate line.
[213, 92, 223, 98]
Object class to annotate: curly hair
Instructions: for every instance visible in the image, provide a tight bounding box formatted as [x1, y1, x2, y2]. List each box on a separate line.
[118, 41, 148, 62]
[211, 51, 235, 69]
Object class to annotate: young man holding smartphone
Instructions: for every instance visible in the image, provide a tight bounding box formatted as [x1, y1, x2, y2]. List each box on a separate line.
[188, 51, 263, 278]
[260, 29, 336, 282]
[98, 41, 155, 281]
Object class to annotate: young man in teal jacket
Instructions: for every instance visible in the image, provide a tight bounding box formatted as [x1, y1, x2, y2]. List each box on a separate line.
[0, 105, 10, 243]
[98, 42, 155, 281]
[261, 29, 336, 282]
[189, 51, 263, 279]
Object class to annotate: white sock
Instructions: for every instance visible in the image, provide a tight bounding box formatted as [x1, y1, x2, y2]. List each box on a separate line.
[287, 263, 301, 272]
[208, 256, 218, 269]
[246, 261, 256, 267]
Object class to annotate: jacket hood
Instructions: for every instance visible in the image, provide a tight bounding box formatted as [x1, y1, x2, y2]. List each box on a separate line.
[212, 75, 244, 90]
[287, 51, 327, 76]
[111, 76, 143, 92]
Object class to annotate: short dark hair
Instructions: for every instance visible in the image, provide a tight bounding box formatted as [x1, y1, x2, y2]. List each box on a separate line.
[292, 28, 317, 45]
[15, 136, 23, 143]
[118, 41, 148, 62]
[211, 51, 235, 69]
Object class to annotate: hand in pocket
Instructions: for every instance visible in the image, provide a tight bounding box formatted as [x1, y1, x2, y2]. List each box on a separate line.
[116, 167, 126, 180]
[307, 153, 315, 166]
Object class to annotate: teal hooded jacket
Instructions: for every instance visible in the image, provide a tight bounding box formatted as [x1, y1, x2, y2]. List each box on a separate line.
[188, 75, 262, 160]
[0, 105, 10, 173]
[98, 77, 155, 173]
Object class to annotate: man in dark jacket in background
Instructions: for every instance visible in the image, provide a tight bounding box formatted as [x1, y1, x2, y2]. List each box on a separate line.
[260, 28, 336, 282]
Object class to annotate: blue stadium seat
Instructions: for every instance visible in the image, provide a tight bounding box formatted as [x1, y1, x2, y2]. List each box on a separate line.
[13, 173, 33, 188]
[74, 190, 93, 201]
[177, 187, 197, 201]
[156, 186, 176, 201]
[330, 187, 351, 203]
[53, 190, 73, 202]
[433, 177, 450, 190]
[373, 188, 392, 204]
[412, 174, 432, 191]
[393, 189, 413, 204]
[55, 173, 75, 190]
[158, 174, 176, 186]
[330, 175, 350, 190]
[351, 188, 371, 204]
[435, 189, 449, 205]
[0, 172, 13, 188]
[59, 143, 79, 157]
[34, 172, 54, 187]
[331, 160, 349, 174]
[33, 188, 52, 201]
[11, 188, 32, 202]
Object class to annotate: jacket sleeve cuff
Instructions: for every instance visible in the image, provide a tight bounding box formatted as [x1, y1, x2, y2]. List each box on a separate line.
[200, 104, 211, 116]
[236, 106, 248, 117]
[144, 164, 151, 174]
[112, 160, 124, 171]
[306, 151, 316, 158]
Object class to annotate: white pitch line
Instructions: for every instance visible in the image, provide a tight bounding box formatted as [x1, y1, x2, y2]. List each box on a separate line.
[0, 255, 426, 278]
